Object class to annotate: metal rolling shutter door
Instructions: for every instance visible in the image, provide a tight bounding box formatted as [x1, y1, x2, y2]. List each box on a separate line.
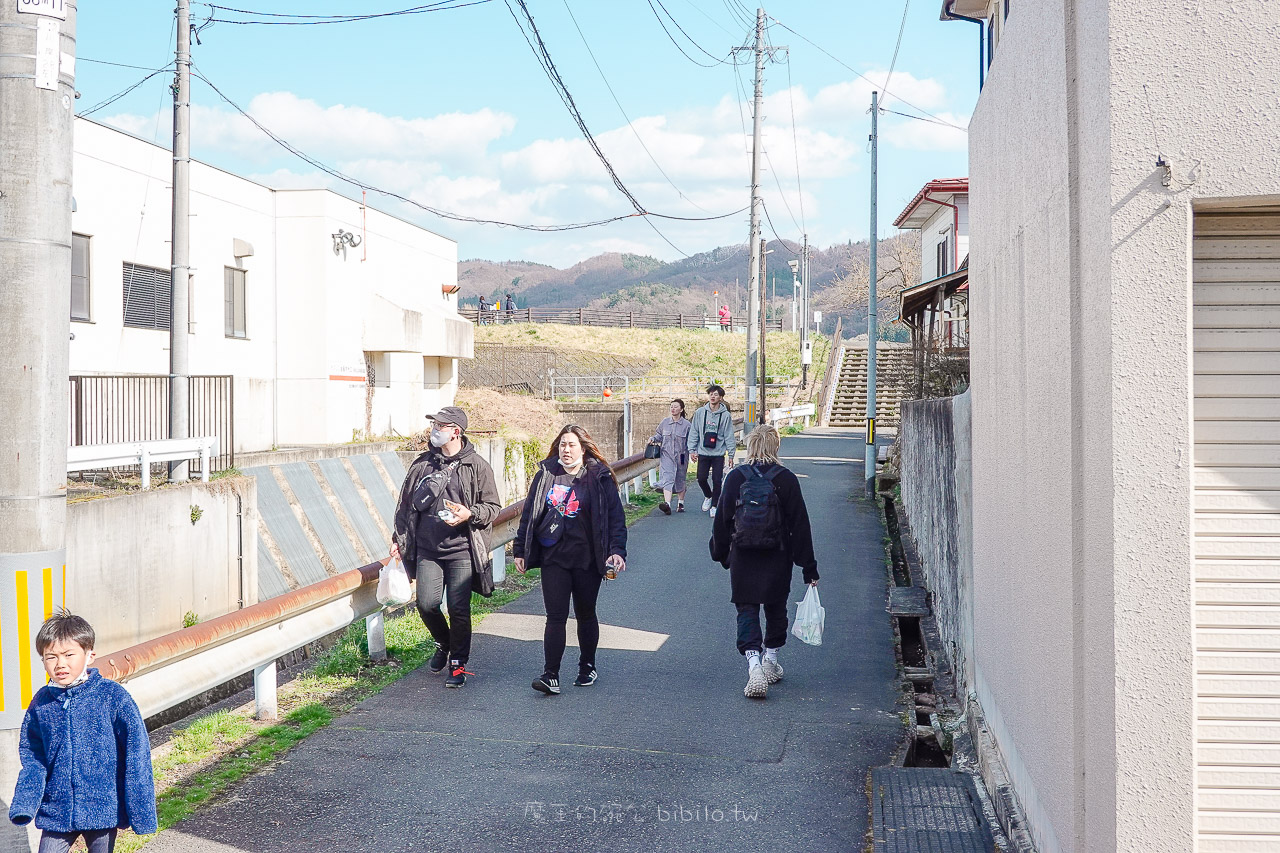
[1194, 210, 1280, 851]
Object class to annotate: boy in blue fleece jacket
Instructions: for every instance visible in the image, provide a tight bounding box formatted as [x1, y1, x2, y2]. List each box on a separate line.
[8, 611, 157, 853]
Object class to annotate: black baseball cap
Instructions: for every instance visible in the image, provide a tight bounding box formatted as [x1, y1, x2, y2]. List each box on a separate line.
[426, 405, 468, 432]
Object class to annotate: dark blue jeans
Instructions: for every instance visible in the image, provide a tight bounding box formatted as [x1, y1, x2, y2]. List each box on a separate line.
[39, 830, 117, 853]
[736, 600, 788, 655]
[416, 556, 474, 664]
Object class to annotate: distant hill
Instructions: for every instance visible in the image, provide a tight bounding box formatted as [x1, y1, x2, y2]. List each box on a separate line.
[458, 237, 909, 330]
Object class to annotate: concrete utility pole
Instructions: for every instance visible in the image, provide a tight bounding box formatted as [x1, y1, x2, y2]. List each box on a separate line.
[170, 0, 192, 480]
[0, 2, 75, 849]
[801, 233, 810, 388]
[758, 239, 768, 421]
[865, 91, 879, 496]
[739, 7, 766, 431]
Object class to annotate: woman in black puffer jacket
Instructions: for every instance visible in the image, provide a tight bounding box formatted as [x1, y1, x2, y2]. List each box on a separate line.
[514, 425, 628, 696]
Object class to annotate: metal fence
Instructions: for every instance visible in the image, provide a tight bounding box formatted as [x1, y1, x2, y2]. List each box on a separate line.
[550, 374, 793, 401]
[68, 375, 235, 473]
[460, 305, 784, 331]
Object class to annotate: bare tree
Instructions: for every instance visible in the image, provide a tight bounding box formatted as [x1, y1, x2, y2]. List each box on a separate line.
[816, 234, 920, 319]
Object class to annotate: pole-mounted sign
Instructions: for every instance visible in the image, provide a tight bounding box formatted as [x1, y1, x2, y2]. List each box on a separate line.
[16, 0, 66, 19]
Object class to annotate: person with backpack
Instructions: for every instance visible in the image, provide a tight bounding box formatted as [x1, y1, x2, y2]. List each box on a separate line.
[709, 423, 818, 699]
[687, 384, 735, 517]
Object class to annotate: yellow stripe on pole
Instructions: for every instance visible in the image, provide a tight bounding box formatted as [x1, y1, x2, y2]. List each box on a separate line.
[42, 566, 53, 619]
[16, 570, 33, 707]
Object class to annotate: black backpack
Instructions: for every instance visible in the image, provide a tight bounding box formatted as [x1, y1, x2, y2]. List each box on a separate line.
[732, 465, 786, 550]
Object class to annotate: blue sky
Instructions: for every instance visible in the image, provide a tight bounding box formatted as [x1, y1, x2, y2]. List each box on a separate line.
[76, 1, 976, 267]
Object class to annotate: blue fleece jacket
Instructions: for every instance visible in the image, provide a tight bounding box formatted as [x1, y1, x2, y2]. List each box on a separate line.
[8, 668, 158, 835]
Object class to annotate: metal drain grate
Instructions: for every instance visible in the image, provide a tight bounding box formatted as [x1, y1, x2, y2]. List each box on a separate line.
[871, 767, 996, 853]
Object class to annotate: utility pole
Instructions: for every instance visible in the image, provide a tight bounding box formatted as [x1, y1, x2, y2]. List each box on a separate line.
[865, 92, 879, 497]
[0, 2, 75, 847]
[758, 239, 768, 422]
[170, 0, 192, 480]
[801, 233, 810, 388]
[734, 8, 767, 432]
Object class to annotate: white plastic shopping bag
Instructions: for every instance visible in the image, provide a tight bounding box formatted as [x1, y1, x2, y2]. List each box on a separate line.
[376, 558, 412, 607]
[792, 585, 825, 646]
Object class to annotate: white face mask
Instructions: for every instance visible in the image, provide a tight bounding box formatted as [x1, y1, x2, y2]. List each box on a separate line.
[429, 427, 454, 448]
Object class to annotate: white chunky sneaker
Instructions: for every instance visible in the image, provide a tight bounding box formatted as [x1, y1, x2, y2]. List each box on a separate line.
[744, 665, 769, 699]
[702, 497, 713, 512]
[760, 658, 784, 684]
[709, 506, 717, 519]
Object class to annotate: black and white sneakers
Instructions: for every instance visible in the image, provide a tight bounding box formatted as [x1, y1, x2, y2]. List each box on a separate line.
[428, 647, 449, 674]
[574, 667, 598, 687]
[532, 673, 561, 695]
[445, 660, 470, 688]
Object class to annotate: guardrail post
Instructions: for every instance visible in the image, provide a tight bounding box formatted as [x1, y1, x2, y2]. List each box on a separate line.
[140, 446, 151, 490]
[254, 661, 278, 720]
[648, 468, 658, 488]
[200, 442, 210, 483]
[365, 611, 387, 662]
[491, 543, 506, 585]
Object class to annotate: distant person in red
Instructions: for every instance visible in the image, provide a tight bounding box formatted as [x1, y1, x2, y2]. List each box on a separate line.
[718, 304, 731, 331]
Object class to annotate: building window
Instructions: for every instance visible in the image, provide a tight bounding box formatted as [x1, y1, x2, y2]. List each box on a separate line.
[71, 233, 90, 321]
[366, 352, 390, 388]
[224, 267, 247, 339]
[122, 262, 171, 330]
[936, 239, 949, 278]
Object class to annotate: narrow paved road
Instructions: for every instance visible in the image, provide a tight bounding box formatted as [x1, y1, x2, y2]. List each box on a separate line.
[148, 428, 901, 853]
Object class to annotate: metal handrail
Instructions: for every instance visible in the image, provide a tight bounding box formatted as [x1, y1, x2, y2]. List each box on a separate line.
[98, 450, 660, 720]
[460, 305, 786, 331]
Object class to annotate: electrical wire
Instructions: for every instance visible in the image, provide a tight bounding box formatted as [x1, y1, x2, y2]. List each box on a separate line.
[767, 15, 968, 132]
[79, 57, 172, 71]
[191, 67, 744, 235]
[78, 67, 173, 118]
[760, 199, 798, 256]
[880, 107, 966, 129]
[645, 0, 732, 67]
[196, 0, 492, 26]
[561, 0, 713, 214]
[677, 0, 738, 38]
[763, 148, 801, 233]
[781, 36, 805, 231]
[883, 0, 911, 91]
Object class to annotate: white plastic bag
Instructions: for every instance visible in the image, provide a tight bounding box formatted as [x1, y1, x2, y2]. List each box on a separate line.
[792, 585, 825, 646]
[376, 558, 412, 607]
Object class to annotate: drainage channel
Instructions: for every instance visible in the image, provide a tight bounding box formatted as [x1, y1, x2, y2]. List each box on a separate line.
[883, 495, 949, 769]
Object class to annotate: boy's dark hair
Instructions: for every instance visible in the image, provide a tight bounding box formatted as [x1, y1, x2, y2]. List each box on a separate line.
[35, 609, 95, 654]
[706, 384, 726, 397]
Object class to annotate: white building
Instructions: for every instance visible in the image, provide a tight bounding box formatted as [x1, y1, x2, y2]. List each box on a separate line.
[895, 178, 970, 356]
[69, 118, 472, 454]
[945, 0, 1280, 850]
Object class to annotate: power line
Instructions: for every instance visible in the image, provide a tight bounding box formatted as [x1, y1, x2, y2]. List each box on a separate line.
[763, 147, 801, 233]
[883, 0, 911, 91]
[645, 0, 732, 67]
[190, 67, 745, 235]
[676, 0, 739, 38]
[880, 106, 965, 129]
[760, 200, 799, 256]
[78, 67, 173, 118]
[561, 0, 713, 214]
[781, 35, 805, 231]
[504, 0, 644, 213]
[195, 1, 492, 25]
[766, 15, 968, 132]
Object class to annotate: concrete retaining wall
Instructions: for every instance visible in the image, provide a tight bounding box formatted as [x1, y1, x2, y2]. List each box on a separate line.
[67, 477, 257, 654]
[898, 390, 974, 693]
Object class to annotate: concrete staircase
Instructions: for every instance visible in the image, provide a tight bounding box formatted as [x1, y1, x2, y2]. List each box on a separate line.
[828, 344, 913, 428]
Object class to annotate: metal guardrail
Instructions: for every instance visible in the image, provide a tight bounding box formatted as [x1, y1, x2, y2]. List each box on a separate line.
[768, 403, 816, 426]
[460, 306, 784, 331]
[67, 436, 220, 489]
[97, 451, 661, 721]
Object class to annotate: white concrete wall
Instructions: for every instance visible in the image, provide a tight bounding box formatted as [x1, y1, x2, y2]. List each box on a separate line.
[69, 119, 470, 453]
[967, 1, 1280, 851]
[66, 477, 257, 654]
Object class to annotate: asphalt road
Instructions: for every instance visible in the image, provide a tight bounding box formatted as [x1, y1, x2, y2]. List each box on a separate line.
[146, 428, 901, 853]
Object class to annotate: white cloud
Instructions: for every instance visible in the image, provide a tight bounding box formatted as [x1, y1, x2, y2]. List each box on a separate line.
[97, 64, 967, 265]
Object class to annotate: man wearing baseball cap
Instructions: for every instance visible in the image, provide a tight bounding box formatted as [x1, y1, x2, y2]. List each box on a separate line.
[391, 406, 502, 687]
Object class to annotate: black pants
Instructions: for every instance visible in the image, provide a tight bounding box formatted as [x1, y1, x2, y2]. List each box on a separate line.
[541, 564, 603, 677]
[416, 556, 474, 664]
[696, 454, 726, 505]
[39, 830, 117, 853]
[736, 600, 788, 655]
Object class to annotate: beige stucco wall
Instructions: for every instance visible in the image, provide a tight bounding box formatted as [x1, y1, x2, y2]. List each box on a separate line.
[968, 1, 1280, 851]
